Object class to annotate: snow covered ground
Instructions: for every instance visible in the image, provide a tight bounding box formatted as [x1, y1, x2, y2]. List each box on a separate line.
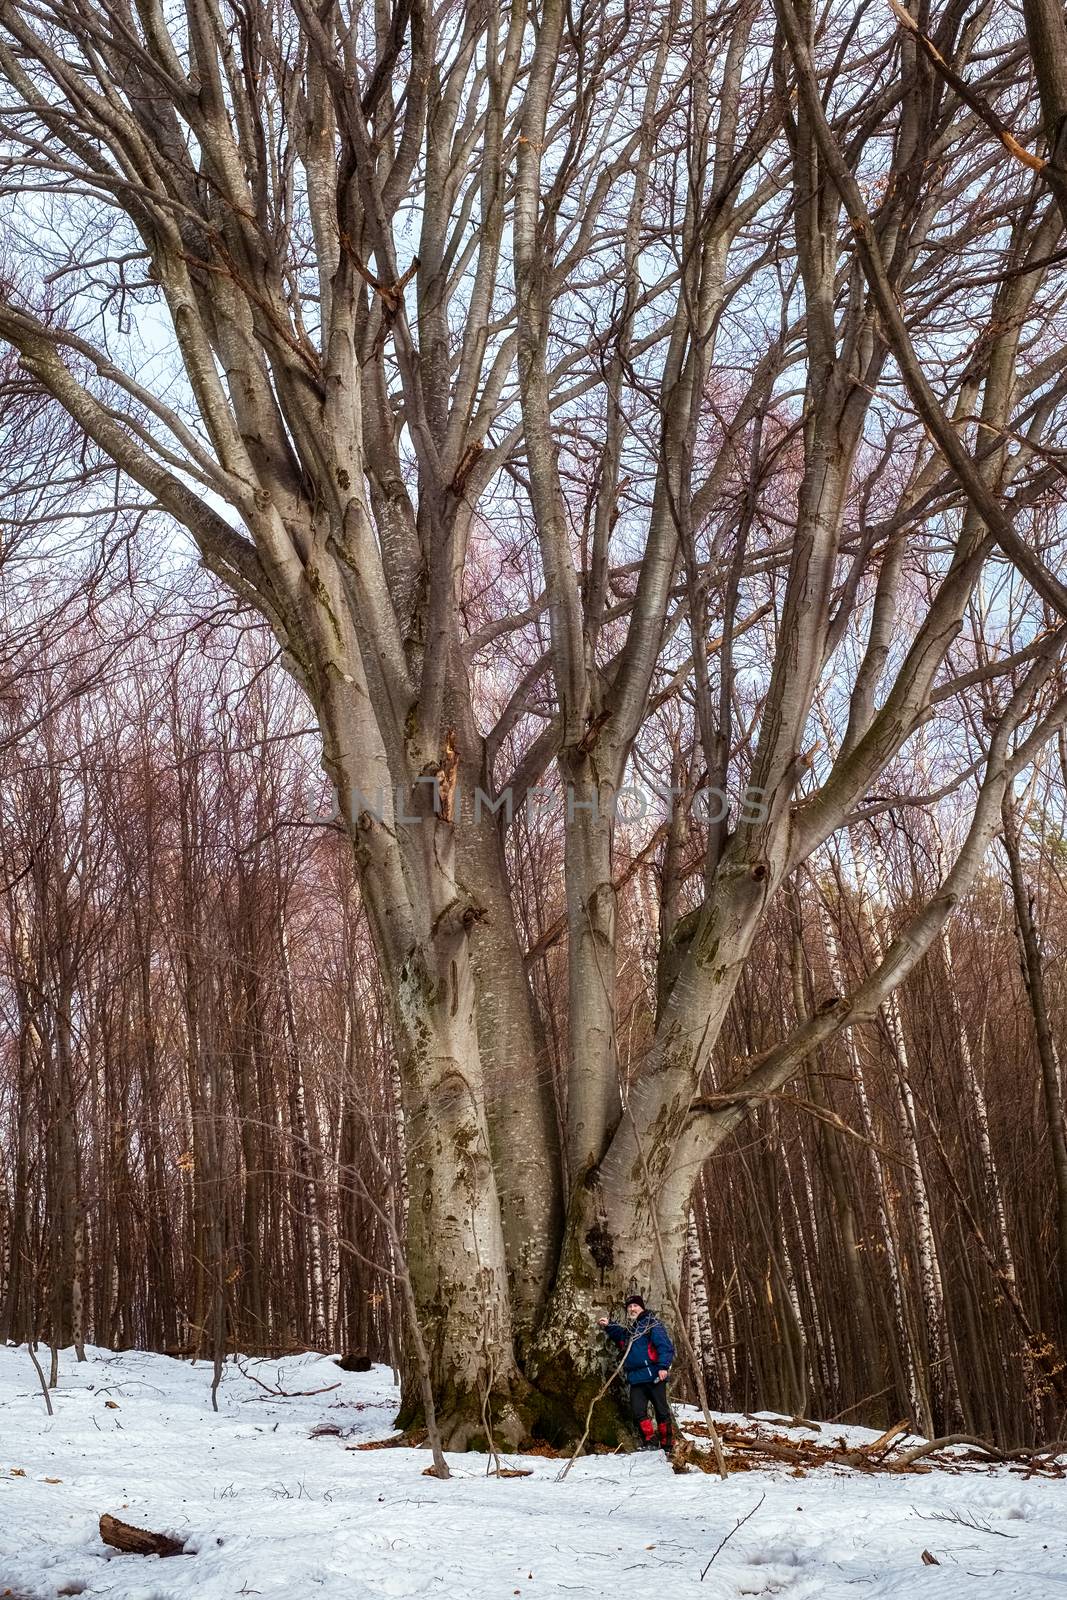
[3, 1346, 1067, 1599]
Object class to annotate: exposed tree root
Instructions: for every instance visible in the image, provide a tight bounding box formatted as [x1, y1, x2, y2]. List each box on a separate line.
[395, 1375, 533, 1454]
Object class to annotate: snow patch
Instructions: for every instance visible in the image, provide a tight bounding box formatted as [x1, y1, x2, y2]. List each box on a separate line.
[4, 1346, 1067, 1598]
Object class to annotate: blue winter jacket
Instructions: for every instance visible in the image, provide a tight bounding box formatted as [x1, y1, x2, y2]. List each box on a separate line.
[602, 1311, 675, 1386]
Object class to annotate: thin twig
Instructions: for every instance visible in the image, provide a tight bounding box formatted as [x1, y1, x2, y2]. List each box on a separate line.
[27, 1343, 53, 1417]
[700, 1492, 765, 1580]
[235, 1360, 340, 1399]
[555, 1338, 635, 1482]
[912, 1505, 1017, 1538]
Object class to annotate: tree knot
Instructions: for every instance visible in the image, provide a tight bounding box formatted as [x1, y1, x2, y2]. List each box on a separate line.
[585, 1221, 614, 1272]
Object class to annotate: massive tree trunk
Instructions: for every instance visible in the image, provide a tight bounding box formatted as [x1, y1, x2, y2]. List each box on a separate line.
[390, 944, 526, 1446]
[329, 724, 530, 1439]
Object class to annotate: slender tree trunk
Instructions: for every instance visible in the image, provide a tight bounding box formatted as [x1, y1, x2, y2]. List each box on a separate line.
[1002, 795, 1067, 1331]
[685, 1208, 719, 1403]
[0, 904, 40, 1344]
[71, 1210, 86, 1361]
[819, 897, 926, 1430]
[280, 922, 327, 1347]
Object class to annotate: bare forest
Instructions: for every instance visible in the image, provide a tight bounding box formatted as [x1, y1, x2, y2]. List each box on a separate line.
[2, 0, 1067, 1454]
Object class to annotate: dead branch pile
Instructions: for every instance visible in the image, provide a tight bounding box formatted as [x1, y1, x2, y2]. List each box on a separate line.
[679, 1418, 1067, 1479]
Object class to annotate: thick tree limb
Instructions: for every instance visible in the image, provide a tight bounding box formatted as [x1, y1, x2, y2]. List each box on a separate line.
[776, 0, 1067, 621]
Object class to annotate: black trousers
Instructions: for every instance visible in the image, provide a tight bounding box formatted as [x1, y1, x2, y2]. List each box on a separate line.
[629, 1379, 671, 1438]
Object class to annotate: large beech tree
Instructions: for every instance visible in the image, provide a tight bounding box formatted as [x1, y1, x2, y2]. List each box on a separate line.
[2, 0, 1067, 1445]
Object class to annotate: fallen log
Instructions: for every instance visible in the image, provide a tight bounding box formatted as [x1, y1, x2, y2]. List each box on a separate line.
[889, 1433, 1059, 1468]
[99, 1514, 185, 1558]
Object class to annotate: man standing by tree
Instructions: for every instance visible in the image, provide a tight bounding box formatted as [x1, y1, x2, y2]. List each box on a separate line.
[598, 1297, 675, 1452]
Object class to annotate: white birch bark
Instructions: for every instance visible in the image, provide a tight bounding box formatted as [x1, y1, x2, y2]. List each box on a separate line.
[686, 1206, 717, 1398]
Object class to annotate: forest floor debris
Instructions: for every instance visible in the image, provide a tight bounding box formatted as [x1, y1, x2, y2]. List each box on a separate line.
[681, 1417, 1067, 1478]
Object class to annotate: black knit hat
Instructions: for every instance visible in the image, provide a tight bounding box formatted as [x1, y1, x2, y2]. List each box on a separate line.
[624, 1293, 646, 1312]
